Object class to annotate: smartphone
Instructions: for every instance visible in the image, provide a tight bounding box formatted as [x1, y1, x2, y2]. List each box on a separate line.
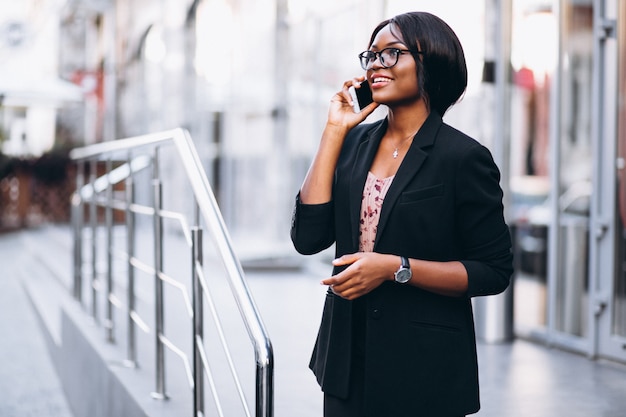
[348, 80, 374, 113]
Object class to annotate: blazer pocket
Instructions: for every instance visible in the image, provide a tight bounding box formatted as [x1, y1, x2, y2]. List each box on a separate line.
[399, 184, 444, 204]
[409, 319, 461, 334]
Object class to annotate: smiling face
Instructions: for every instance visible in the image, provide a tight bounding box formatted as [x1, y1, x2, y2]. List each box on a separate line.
[366, 24, 422, 109]
[366, 12, 468, 115]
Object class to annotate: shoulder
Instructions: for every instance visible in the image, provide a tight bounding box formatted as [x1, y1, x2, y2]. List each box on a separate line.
[437, 122, 483, 150]
[435, 122, 495, 163]
[426, 122, 500, 183]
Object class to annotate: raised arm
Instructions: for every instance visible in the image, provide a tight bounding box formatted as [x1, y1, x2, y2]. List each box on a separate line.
[299, 77, 379, 204]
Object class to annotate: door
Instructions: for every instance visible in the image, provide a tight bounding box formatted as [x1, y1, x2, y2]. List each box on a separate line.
[595, 0, 626, 363]
[509, 0, 596, 350]
[509, 0, 595, 351]
[547, 0, 594, 352]
[509, 0, 626, 364]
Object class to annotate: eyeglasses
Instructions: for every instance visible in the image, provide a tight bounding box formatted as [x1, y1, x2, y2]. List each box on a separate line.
[358, 47, 417, 70]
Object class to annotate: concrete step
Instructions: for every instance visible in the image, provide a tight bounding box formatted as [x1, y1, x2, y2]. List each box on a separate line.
[16, 224, 327, 417]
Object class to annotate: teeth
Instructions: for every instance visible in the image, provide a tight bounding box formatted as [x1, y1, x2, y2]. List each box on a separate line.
[373, 77, 392, 83]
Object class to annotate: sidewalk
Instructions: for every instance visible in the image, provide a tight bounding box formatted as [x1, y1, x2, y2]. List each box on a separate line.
[247, 267, 626, 417]
[2, 226, 626, 416]
[0, 232, 74, 417]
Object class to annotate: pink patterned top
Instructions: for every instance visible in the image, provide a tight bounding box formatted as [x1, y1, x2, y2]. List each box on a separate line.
[359, 171, 395, 252]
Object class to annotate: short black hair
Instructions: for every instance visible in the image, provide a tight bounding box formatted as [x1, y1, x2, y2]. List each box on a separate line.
[368, 12, 467, 115]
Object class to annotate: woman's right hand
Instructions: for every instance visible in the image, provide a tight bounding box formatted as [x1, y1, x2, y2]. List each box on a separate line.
[299, 77, 379, 205]
[327, 77, 379, 131]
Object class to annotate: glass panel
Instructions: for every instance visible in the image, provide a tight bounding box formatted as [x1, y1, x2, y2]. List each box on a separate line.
[614, 0, 626, 338]
[509, 1, 556, 334]
[554, 1, 593, 338]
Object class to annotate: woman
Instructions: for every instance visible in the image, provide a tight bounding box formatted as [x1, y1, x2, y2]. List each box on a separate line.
[290, 11, 513, 417]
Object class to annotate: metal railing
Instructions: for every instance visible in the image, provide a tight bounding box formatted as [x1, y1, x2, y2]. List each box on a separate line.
[70, 128, 273, 417]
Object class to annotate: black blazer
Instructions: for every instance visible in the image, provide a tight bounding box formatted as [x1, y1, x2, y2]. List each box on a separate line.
[291, 112, 513, 416]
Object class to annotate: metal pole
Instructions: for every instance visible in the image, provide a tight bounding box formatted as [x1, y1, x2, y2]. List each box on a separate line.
[72, 160, 85, 302]
[588, 0, 617, 358]
[152, 149, 167, 399]
[270, 0, 290, 240]
[126, 152, 137, 366]
[191, 227, 204, 417]
[105, 157, 115, 342]
[547, 0, 565, 347]
[103, 2, 118, 142]
[90, 158, 98, 321]
[256, 355, 274, 417]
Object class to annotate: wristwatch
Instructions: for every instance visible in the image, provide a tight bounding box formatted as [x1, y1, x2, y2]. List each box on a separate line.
[394, 256, 412, 284]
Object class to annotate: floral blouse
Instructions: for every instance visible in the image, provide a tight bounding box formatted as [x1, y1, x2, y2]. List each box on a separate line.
[359, 171, 395, 252]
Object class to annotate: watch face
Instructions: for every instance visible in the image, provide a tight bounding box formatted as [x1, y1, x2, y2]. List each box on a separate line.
[395, 268, 412, 283]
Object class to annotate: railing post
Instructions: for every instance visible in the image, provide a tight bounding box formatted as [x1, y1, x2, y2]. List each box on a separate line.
[89, 158, 98, 322]
[105, 157, 115, 342]
[191, 227, 204, 417]
[152, 149, 167, 400]
[256, 351, 274, 417]
[125, 153, 137, 367]
[72, 160, 85, 302]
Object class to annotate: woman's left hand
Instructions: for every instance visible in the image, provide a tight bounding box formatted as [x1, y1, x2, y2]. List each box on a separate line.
[321, 252, 394, 300]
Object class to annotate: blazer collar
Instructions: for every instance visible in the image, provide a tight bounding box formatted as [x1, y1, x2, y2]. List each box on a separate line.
[348, 112, 443, 251]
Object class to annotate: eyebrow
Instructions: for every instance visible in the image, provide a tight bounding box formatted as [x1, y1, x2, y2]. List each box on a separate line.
[370, 40, 406, 50]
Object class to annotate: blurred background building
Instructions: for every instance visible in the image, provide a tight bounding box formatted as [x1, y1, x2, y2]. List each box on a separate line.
[0, 0, 625, 366]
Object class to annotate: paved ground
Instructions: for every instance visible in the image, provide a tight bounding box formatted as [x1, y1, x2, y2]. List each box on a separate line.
[247, 268, 626, 417]
[2, 226, 626, 416]
[0, 232, 74, 417]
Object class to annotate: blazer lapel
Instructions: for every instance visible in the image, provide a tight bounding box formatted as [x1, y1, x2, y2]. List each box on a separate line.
[349, 121, 387, 251]
[374, 113, 442, 249]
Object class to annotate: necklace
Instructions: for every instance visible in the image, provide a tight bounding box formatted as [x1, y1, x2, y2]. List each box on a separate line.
[391, 132, 416, 159]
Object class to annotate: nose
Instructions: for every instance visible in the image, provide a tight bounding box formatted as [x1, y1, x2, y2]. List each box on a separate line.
[368, 53, 385, 70]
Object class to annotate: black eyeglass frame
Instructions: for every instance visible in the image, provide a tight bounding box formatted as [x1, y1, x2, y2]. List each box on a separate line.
[358, 47, 422, 70]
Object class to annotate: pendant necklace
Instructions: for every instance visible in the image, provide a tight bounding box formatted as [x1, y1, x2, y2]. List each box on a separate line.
[392, 132, 417, 159]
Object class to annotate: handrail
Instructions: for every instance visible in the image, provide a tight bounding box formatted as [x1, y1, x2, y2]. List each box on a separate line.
[69, 129, 179, 159]
[70, 128, 274, 417]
